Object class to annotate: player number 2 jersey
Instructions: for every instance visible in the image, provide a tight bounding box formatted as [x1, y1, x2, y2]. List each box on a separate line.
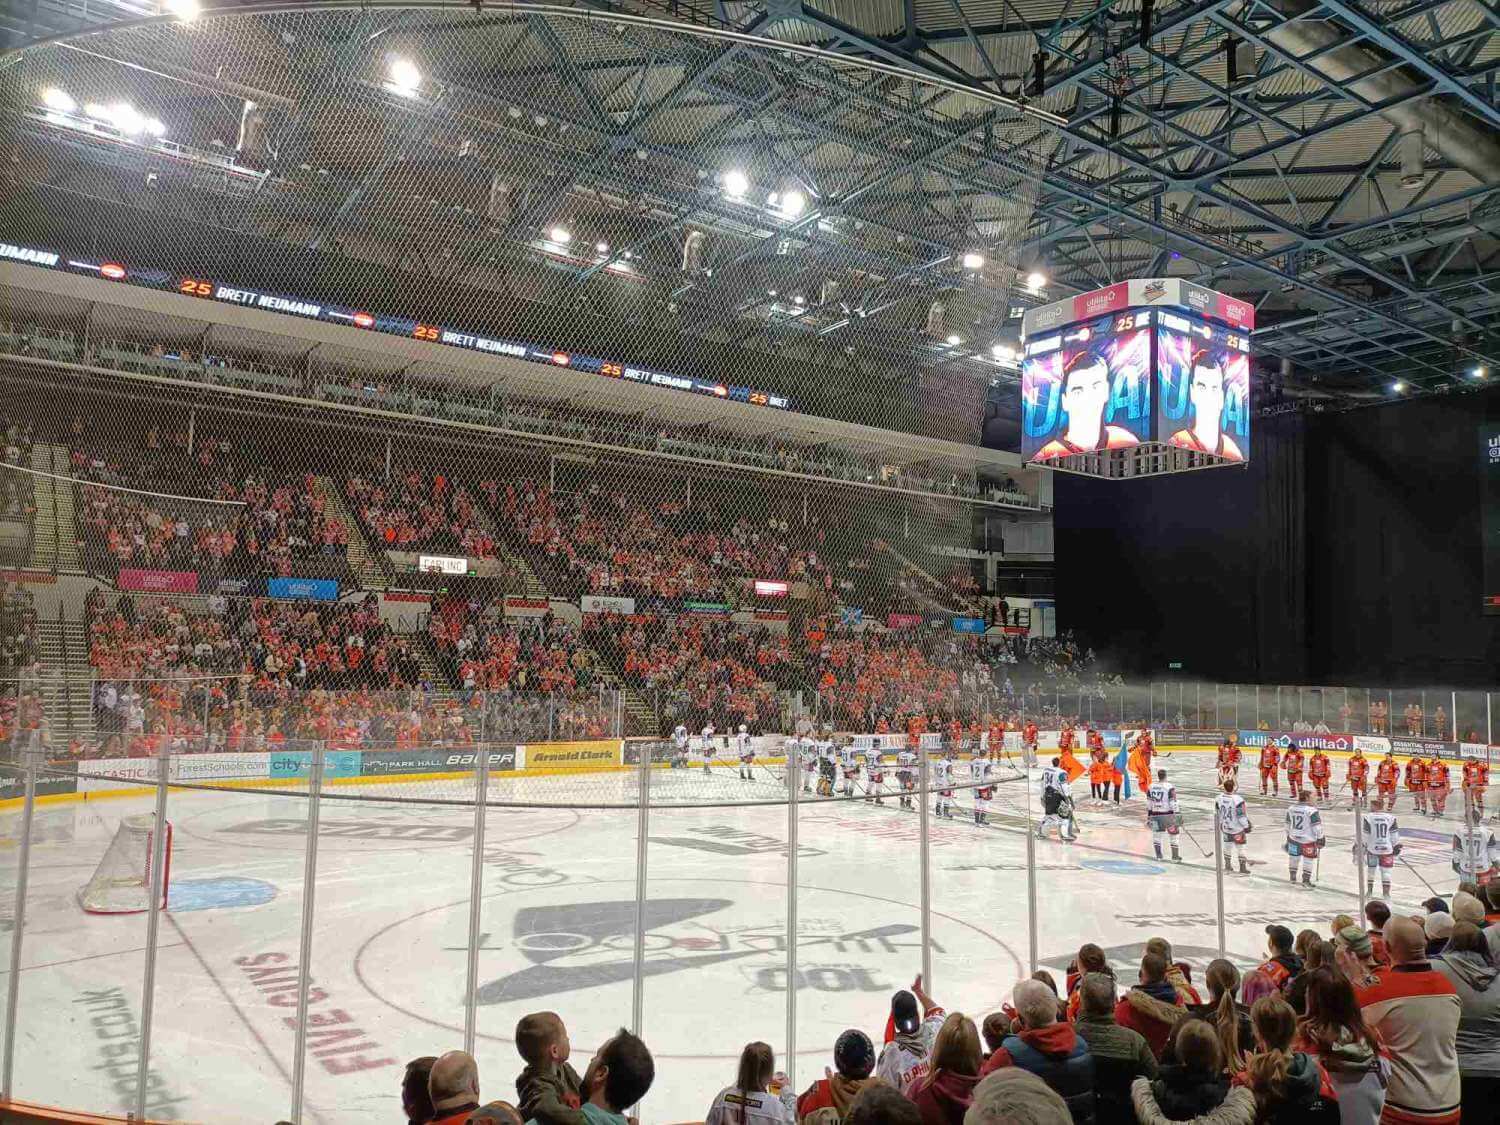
[864, 747, 883, 773]
[1360, 812, 1399, 855]
[934, 759, 953, 787]
[972, 758, 993, 785]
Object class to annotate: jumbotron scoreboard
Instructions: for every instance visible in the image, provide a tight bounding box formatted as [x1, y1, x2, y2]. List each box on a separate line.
[1020, 279, 1254, 479]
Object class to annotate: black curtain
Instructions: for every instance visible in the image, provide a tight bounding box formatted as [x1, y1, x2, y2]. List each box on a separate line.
[1054, 395, 1500, 687]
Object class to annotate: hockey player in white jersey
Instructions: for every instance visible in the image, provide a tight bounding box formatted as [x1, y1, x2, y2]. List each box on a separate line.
[1215, 779, 1252, 876]
[864, 745, 885, 804]
[701, 723, 717, 774]
[1037, 757, 1076, 842]
[933, 752, 955, 819]
[735, 725, 754, 781]
[1358, 798, 1401, 900]
[1453, 822, 1500, 884]
[839, 741, 860, 797]
[1146, 769, 1182, 863]
[897, 747, 917, 810]
[971, 747, 995, 825]
[1285, 789, 1326, 887]
[672, 724, 689, 769]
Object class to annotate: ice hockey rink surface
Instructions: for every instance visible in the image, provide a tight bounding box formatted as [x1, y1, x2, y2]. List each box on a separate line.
[0, 748, 1475, 1123]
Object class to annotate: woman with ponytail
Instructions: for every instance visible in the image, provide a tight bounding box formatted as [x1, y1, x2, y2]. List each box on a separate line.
[706, 1041, 795, 1125]
[1231, 996, 1338, 1123]
[1178, 960, 1252, 1074]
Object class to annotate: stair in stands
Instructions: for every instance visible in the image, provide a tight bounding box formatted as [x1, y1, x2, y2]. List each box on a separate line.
[408, 629, 457, 689]
[23, 443, 80, 574]
[313, 476, 390, 591]
[461, 502, 547, 600]
[33, 617, 93, 742]
[880, 542, 983, 617]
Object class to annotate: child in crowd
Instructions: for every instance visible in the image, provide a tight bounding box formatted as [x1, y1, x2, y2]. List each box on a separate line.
[515, 1011, 585, 1125]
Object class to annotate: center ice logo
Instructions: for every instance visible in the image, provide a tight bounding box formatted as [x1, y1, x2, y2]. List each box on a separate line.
[472, 898, 929, 1003]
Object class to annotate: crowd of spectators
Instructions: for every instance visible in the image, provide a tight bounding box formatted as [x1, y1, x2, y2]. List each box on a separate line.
[586, 612, 787, 731]
[0, 579, 38, 678]
[396, 886, 1497, 1125]
[429, 595, 595, 696]
[70, 430, 348, 580]
[347, 471, 500, 559]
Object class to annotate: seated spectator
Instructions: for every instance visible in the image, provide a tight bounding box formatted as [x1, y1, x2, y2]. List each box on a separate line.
[1064, 943, 1112, 1023]
[1180, 960, 1251, 1074]
[797, 1030, 879, 1123]
[909, 1013, 984, 1125]
[1294, 967, 1387, 1123]
[1145, 938, 1202, 1007]
[964, 1069, 1071, 1125]
[1257, 925, 1303, 993]
[980, 1013, 1008, 1064]
[1072, 972, 1156, 1124]
[1424, 912, 1455, 958]
[1130, 1019, 1253, 1125]
[1363, 901, 1392, 967]
[705, 1041, 795, 1125]
[430, 1050, 483, 1125]
[1230, 997, 1337, 1123]
[563, 1029, 654, 1125]
[1332, 926, 1384, 991]
[982, 980, 1094, 1123]
[1286, 940, 1335, 1016]
[878, 978, 946, 1093]
[515, 1010, 583, 1125]
[846, 1083, 921, 1125]
[402, 1055, 437, 1125]
[1355, 915, 1461, 1125]
[1432, 921, 1500, 1109]
[1448, 890, 1499, 964]
[1113, 951, 1188, 1058]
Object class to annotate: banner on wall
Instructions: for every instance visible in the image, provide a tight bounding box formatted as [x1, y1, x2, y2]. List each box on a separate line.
[360, 747, 518, 776]
[1388, 736, 1459, 760]
[1237, 730, 1357, 753]
[1, 762, 77, 800]
[75, 753, 271, 792]
[525, 741, 621, 768]
[581, 594, 635, 615]
[266, 577, 338, 602]
[503, 596, 550, 618]
[119, 568, 199, 594]
[951, 616, 985, 634]
[268, 750, 363, 779]
[886, 613, 923, 629]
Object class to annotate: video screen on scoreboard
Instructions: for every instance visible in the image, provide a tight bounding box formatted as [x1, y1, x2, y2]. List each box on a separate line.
[1021, 310, 1154, 462]
[1155, 312, 1251, 462]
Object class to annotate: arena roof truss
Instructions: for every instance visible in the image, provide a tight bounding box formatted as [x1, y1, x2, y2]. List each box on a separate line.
[0, 0, 1494, 445]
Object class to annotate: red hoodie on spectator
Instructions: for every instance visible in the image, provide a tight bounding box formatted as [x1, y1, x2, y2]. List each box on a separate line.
[1111, 981, 1186, 1059]
[908, 1069, 981, 1125]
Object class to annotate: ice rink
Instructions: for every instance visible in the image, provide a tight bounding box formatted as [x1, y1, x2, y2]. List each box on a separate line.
[0, 747, 1478, 1123]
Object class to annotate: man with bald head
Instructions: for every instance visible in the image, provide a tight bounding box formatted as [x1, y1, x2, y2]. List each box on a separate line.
[1354, 914, 1461, 1125]
[430, 1051, 483, 1125]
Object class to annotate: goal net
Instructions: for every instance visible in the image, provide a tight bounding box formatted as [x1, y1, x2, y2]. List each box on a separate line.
[78, 814, 172, 915]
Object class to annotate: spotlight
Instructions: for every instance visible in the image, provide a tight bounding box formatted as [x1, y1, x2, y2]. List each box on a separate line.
[946, 333, 963, 346]
[1109, 96, 1121, 139]
[1392, 381, 1406, 393]
[595, 241, 610, 255]
[40, 87, 75, 113]
[1026, 270, 1048, 292]
[1474, 366, 1488, 379]
[110, 102, 146, 135]
[781, 190, 805, 218]
[163, 0, 199, 20]
[1400, 129, 1425, 188]
[961, 251, 985, 270]
[722, 168, 750, 197]
[992, 343, 1016, 362]
[387, 57, 422, 97]
[548, 225, 572, 244]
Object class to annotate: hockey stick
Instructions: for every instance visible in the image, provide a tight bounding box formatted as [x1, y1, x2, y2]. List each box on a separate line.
[1178, 820, 1214, 859]
[1396, 852, 1441, 897]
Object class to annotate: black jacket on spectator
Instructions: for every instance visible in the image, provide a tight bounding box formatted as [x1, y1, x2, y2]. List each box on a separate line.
[1146, 1064, 1231, 1120]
